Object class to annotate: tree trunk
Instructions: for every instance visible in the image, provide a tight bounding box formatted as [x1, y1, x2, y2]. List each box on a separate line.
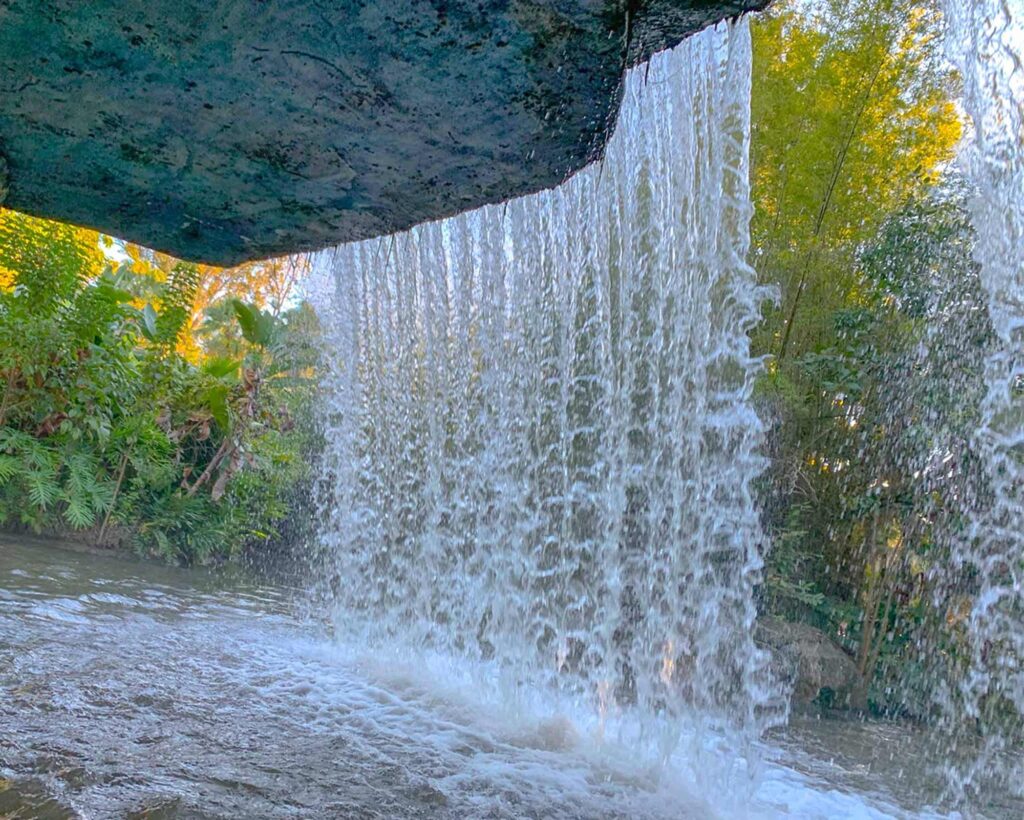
[185, 438, 233, 497]
[97, 449, 130, 545]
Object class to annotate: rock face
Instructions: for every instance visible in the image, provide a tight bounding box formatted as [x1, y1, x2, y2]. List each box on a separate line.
[0, 1, 767, 266]
[756, 617, 863, 709]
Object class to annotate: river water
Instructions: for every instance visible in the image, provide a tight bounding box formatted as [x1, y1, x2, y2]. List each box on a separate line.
[0, 535, 971, 819]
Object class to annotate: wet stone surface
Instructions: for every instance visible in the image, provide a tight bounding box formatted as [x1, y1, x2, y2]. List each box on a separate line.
[0, 1, 766, 264]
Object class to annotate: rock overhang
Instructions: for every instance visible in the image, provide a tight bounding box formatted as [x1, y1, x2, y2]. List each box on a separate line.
[0, 1, 768, 266]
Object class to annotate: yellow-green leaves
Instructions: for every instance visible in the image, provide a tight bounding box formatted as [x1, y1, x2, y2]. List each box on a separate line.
[750, 0, 961, 363]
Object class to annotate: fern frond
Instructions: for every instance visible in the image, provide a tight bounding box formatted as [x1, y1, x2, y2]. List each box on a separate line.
[66, 451, 95, 492]
[63, 494, 95, 529]
[89, 477, 116, 513]
[0, 454, 20, 484]
[156, 263, 201, 345]
[0, 427, 34, 454]
[23, 440, 57, 471]
[26, 469, 60, 509]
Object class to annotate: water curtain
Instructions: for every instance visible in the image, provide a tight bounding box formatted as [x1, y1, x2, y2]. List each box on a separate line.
[943, 0, 1024, 801]
[312, 20, 779, 747]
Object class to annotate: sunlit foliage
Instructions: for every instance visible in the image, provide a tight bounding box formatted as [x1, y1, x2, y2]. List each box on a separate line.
[750, 0, 977, 713]
[751, 0, 961, 363]
[0, 209, 317, 564]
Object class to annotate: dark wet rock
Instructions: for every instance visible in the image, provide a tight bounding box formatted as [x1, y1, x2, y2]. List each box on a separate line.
[0, 1, 768, 265]
[757, 617, 863, 709]
[404, 780, 449, 808]
[0, 776, 75, 820]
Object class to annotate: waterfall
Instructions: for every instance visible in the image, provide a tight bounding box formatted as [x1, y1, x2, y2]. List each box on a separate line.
[310, 19, 780, 756]
[943, 0, 1024, 801]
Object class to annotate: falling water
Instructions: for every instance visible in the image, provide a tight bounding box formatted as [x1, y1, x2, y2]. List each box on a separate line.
[311, 19, 780, 765]
[942, 0, 1024, 803]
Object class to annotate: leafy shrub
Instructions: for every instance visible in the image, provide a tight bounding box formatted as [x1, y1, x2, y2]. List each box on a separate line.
[0, 210, 316, 564]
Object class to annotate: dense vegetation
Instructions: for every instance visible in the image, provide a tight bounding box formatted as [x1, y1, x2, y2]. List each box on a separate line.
[749, 0, 989, 716]
[0, 212, 318, 563]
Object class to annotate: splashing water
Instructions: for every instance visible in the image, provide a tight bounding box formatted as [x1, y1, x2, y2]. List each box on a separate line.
[311, 18, 782, 772]
[942, 0, 1024, 803]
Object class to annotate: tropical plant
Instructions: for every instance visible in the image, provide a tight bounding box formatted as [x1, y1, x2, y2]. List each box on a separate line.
[0, 208, 317, 564]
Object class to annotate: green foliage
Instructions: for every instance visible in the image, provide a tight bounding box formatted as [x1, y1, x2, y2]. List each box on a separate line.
[764, 504, 826, 612]
[750, 0, 960, 364]
[231, 299, 279, 348]
[156, 263, 202, 345]
[750, 0, 993, 718]
[756, 180, 990, 715]
[0, 210, 318, 565]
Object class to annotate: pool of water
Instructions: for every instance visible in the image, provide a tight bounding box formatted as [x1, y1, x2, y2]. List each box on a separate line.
[0, 536, 976, 819]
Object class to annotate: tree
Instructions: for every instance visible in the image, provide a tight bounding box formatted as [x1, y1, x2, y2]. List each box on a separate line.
[750, 0, 960, 364]
[120, 244, 311, 360]
[750, 0, 969, 712]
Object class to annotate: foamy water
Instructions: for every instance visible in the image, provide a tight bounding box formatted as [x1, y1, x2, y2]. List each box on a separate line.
[0, 537, 941, 819]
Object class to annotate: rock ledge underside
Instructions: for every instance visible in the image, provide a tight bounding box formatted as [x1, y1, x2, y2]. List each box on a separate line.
[0, 1, 767, 265]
